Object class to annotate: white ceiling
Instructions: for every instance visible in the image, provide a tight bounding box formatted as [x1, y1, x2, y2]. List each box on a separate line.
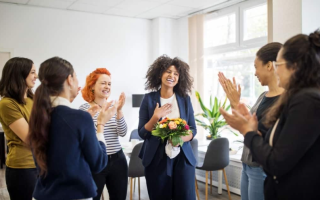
[0, 0, 234, 19]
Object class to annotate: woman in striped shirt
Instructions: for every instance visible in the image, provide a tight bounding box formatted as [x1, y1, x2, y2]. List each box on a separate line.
[79, 68, 128, 200]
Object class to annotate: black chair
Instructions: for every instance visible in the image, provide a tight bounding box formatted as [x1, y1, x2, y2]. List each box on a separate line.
[196, 138, 231, 200]
[128, 142, 144, 200]
[129, 129, 142, 142]
[190, 138, 200, 200]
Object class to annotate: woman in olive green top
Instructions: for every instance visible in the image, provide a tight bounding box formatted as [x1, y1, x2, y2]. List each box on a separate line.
[0, 57, 38, 200]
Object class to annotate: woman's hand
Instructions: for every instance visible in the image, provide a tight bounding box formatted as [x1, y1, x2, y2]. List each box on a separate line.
[153, 103, 172, 120]
[219, 106, 258, 136]
[97, 101, 118, 125]
[181, 130, 193, 142]
[87, 105, 100, 117]
[117, 92, 126, 111]
[218, 72, 241, 109]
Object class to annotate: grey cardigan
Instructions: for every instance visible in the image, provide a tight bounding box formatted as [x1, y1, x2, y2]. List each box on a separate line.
[241, 92, 267, 167]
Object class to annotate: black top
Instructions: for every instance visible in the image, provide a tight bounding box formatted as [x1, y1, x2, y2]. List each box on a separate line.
[256, 95, 280, 137]
[244, 88, 320, 200]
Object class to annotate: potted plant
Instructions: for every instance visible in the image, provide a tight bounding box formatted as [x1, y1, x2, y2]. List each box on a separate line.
[195, 91, 238, 140]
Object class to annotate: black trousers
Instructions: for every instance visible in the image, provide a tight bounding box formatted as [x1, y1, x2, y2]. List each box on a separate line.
[5, 166, 37, 200]
[93, 150, 128, 200]
[145, 147, 196, 200]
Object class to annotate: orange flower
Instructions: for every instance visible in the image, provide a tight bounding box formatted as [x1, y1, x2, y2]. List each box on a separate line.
[182, 120, 187, 125]
[159, 118, 168, 124]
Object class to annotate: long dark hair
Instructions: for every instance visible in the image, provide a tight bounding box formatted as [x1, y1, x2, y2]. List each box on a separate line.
[0, 57, 34, 104]
[145, 55, 193, 97]
[29, 57, 74, 176]
[256, 42, 282, 64]
[265, 30, 320, 126]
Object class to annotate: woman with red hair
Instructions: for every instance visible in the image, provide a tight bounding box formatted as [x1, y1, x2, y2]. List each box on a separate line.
[80, 68, 128, 200]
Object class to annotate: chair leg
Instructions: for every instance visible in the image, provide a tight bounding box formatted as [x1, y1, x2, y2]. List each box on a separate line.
[210, 171, 212, 194]
[138, 177, 141, 200]
[134, 178, 136, 191]
[205, 171, 208, 200]
[223, 169, 232, 200]
[195, 177, 200, 200]
[130, 177, 133, 200]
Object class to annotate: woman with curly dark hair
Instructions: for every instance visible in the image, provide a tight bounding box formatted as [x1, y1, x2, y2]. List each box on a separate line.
[138, 55, 197, 200]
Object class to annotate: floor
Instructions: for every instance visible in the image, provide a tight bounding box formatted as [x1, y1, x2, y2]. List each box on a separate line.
[0, 166, 241, 200]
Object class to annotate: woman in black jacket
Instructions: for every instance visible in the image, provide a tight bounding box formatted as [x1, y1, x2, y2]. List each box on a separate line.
[220, 29, 320, 200]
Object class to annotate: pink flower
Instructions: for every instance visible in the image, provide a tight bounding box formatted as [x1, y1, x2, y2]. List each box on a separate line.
[168, 121, 177, 130]
[184, 125, 190, 130]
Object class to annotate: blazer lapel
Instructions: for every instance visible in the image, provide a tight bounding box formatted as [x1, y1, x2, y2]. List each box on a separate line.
[152, 90, 161, 120]
[176, 93, 186, 120]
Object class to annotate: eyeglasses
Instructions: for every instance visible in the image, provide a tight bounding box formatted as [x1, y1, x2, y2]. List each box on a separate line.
[272, 61, 287, 69]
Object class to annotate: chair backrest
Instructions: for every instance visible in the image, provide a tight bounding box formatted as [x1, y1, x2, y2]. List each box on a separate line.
[129, 129, 142, 142]
[202, 138, 229, 171]
[128, 142, 144, 178]
[190, 138, 198, 163]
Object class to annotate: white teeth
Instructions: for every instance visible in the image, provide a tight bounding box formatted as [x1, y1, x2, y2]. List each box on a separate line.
[167, 78, 174, 82]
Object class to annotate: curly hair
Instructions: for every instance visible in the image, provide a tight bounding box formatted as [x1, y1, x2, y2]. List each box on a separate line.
[81, 68, 111, 102]
[145, 55, 193, 97]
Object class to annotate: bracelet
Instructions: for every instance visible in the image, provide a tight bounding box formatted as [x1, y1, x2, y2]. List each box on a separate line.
[97, 124, 104, 127]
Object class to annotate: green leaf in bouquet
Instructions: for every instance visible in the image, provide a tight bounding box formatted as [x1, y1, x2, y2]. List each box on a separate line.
[171, 135, 184, 146]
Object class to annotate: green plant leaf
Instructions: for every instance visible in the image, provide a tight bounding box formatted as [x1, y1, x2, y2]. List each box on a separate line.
[210, 95, 213, 110]
[195, 91, 212, 118]
[212, 97, 218, 115]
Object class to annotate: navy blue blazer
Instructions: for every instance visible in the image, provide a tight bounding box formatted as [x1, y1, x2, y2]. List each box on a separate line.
[138, 90, 197, 167]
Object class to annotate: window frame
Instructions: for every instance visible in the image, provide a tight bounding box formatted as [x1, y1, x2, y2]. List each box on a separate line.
[239, 0, 268, 48]
[204, 0, 267, 55]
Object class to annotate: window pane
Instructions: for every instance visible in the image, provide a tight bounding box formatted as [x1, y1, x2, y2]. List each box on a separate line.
[243, 4, 267, 41]
[204, 48, 266, 107]
[204, 13, 236, 48]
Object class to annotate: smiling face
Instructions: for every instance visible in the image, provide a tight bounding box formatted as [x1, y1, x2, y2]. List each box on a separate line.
[161, 65, 179, 89]
[254, 57, 273, 86]
[25, 64, 37, 88]
[92, 74, 111, 100]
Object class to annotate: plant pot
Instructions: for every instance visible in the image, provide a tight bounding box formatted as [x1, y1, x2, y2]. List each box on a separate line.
[206, 135, 213, 140]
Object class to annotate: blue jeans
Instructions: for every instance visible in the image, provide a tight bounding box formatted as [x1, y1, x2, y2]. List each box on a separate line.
[241, 163, 266, 200]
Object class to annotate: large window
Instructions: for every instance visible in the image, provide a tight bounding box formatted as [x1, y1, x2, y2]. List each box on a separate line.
[203, 0, 267, 142]
[204, 0, 267, 107]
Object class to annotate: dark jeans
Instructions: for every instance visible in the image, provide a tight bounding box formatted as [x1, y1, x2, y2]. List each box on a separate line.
[93, 150, 128, 200]
[5, 166, 37, 200]
[145, 148, 196, 200]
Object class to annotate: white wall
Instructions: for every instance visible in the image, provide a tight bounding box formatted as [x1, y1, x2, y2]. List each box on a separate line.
[151, 17, 189, 62]
[0, 3, 152, 141]
[0, 3, 190, 142]
[302, 0, 320, 34]
[271, 0, 302, 43]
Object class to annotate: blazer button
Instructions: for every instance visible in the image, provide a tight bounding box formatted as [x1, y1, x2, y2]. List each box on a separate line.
[273, 176, 277, 180]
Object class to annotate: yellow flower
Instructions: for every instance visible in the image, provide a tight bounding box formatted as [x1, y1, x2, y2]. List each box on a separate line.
[159, 124, 164, 128]
[163, 124, 167, 128]
[175, 121, 180, 125]
[178, 119, 182, 122]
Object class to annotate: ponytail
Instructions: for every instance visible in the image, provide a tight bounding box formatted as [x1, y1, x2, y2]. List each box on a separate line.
[29, 57, 74, 176]
[28, 83, 52, 176]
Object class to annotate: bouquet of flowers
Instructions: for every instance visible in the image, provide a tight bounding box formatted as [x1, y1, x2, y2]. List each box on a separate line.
[151, 117, 191, 146]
